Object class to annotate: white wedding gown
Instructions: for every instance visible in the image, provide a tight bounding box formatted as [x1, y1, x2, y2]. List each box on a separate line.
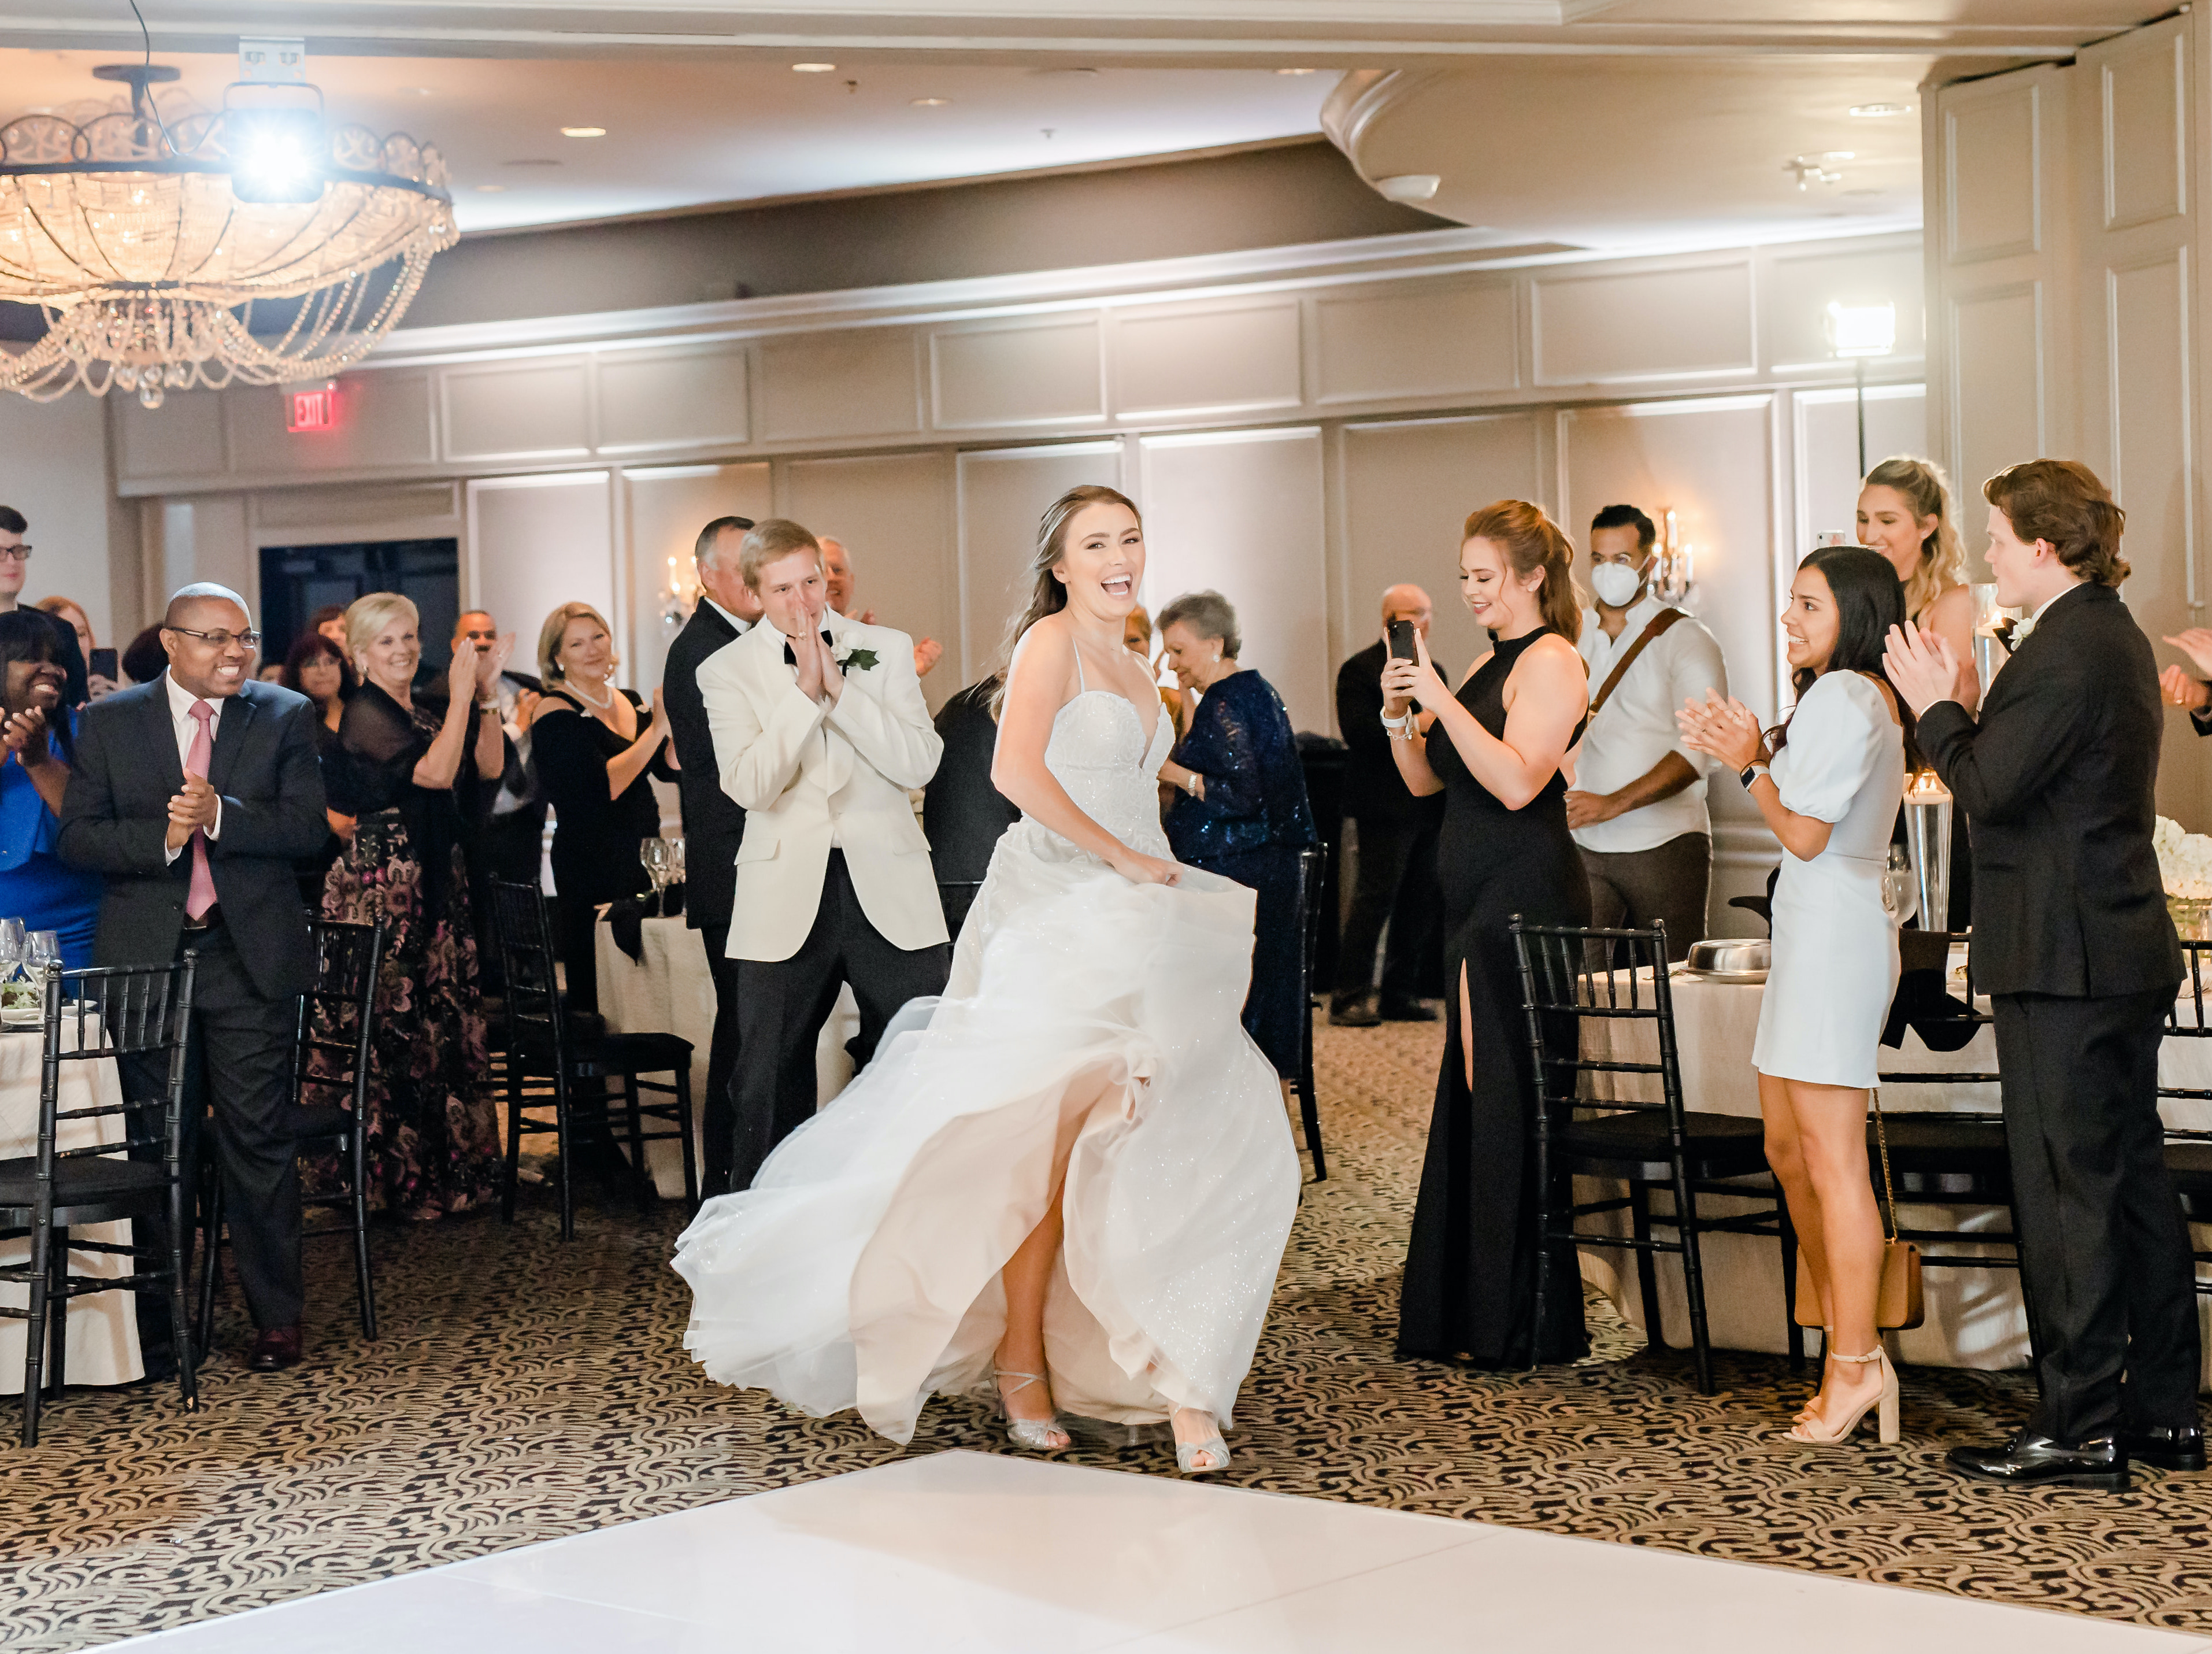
[672, 673, 1301, 1444]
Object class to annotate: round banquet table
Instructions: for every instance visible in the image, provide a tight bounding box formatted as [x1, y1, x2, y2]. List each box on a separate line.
[0, 1020, 141, 1393]
[1576, 961, 2212, 1381]
[594, 912, 860, 1198]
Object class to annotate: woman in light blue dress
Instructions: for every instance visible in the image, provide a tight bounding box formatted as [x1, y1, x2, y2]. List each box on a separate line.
[1679, 545, 1907, 1449]
[0, 610, 101, 970]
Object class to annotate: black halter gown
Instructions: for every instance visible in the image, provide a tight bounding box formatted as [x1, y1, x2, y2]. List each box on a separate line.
[1396, 626, 1593, 1367]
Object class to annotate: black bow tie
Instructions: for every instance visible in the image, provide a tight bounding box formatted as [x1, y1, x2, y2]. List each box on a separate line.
[782, 631, 834, 667]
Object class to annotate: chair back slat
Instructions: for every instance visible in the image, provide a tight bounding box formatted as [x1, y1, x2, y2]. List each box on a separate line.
[31, 958, 196, 1203]
[1511, 917, 1685, 1125]
[293, 919, 388, 1113]
[488, 879, 566, 1067]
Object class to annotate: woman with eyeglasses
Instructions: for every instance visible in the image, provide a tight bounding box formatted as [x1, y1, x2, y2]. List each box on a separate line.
[0, 609, 99, 971]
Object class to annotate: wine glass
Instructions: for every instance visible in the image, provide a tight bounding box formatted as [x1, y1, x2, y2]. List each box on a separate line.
[667, 836, 686, 886]
[1881, 844, 1920, 926]
[27, 930, 59, 975]
[640, 837, 672, 897]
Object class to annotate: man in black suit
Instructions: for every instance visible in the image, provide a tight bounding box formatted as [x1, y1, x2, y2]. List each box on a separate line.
[59, 584, 331, 1374]
[453, 608, 546, 888]
[1886, 459, 2198, 1490]
[1328, 583, 1444, 1026]
[662, 515, 760, 1197]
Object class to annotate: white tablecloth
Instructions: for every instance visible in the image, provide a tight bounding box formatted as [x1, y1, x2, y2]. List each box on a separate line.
[0, 1023, 140, 1392]
[594, 913, 859, 1198]
[1580, 964, 2212, 1379]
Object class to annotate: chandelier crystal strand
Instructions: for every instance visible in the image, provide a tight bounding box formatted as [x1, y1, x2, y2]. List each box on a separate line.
[0, 93, 455, 406]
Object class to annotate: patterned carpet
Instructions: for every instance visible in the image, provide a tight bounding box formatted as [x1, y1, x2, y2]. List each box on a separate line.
[6, 1015, 2212, 1651]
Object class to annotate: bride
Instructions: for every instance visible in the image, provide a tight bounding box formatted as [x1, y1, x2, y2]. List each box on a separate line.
[673, 484, 1299, 1473]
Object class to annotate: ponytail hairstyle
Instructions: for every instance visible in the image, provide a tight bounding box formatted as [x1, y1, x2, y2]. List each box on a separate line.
[990, 484, 1143, 716]
[1461, 499, 1583, 644]
[1862, 454, 1967, 622]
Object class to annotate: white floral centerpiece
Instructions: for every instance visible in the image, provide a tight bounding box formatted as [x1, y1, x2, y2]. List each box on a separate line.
[2155, 816, 2212, 938]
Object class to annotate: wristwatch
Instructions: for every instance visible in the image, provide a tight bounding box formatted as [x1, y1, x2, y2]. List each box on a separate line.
[1739, 761, 1769, 789]
[1380, 708, 1414, 740]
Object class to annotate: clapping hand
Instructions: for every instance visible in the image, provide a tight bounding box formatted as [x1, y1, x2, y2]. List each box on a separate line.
[1380, 630, 1449, 718]
[1883, 622, 1962, 718]
[166, 772, 217, 850]
[2, 705, 49, 768]
[444, 643, 479, 704]
[1676, 687, 1763, 771]
[511, 687, 541, 732]
[2162, 630, 2212, 709]
[475, 631, 517, 693]
[648, 686, 673, 743]
[913, 637, 944, 678]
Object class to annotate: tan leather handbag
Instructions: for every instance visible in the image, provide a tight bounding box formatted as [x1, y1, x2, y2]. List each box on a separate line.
[1792, 1087, 1925, 1330]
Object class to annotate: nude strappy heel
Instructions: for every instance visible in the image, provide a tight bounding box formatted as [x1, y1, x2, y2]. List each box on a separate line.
[1794, 1327, 1833, 1425]
[1785, 1346, 1898, 1445]
[994, 1370, 1070, 1452]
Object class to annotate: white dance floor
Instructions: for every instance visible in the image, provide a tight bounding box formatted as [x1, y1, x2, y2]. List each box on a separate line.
[94, 1451, 2207, 1653]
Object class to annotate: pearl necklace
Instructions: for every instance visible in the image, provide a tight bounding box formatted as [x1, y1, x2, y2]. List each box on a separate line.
[566, 675, 616, 713]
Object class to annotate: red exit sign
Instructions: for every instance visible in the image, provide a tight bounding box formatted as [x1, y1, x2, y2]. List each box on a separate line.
[287, 385, 338, 432]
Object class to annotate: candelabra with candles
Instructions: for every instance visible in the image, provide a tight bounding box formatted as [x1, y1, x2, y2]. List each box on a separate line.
[658, 553, 701, 634]
[1656, 508, 1696, 604]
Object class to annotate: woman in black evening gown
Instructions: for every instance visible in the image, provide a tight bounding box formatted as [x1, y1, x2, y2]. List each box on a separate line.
[1381, 499, 1594, 1367]
[528, 601, 676, 1015]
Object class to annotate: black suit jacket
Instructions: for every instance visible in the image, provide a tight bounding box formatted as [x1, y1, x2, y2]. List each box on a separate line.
[662, 602, 746, 931]
[58, 678, 331, 1001]
[1335, 639, 1445, 828]
[1918, 582, 2182, 999]
[924, 678, 1021, 883]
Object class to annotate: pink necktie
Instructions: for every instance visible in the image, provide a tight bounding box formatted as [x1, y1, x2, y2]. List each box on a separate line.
[184, 700, 217, 920]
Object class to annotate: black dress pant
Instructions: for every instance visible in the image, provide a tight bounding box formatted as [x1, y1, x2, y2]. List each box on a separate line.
[129, 924, 304, 1358]
[696, 915, 743, 1200]
[729, 852, 950, 1191]
[1993, 986, 2201, 1442]
[1335, 812, 1442, 1005]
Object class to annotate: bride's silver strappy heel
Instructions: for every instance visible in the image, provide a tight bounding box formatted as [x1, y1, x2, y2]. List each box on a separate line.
[1173, 1412, 1231, 1475]
[994, 1370, 1070, 1452]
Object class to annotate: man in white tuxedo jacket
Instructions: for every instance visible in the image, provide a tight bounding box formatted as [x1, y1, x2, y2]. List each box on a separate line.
[700, 518, 950, 1189]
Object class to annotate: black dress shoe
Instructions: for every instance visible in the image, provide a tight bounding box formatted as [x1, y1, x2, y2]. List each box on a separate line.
[1327, 991, 1381, 1028]
[246, 1326, 303, 1373]
[2122, 1423, 2206, 1472]
[1946, 1430, 2130, 1490]
[1379, 998, 1439, 1023]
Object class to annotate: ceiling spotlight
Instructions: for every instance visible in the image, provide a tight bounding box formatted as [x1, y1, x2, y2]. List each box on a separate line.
[1850, 102, 1910, 117]
[1276, 67, 1317, 75]
[911, 97, 951, 107]
[792, 62, 836, 72]
[560, 125, 606, 138]
[1376, 173, 1441, 203]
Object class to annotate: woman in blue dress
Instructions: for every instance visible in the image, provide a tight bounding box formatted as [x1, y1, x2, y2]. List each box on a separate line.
[0, 610, 100, 969]
[1158, 590, 1317, 1078]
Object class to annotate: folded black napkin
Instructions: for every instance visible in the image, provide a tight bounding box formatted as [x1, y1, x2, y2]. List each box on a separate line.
[603, 887, 686, 962]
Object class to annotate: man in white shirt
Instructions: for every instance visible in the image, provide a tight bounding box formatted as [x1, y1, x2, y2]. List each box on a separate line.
[1564, 504, 1728, 961]
[821, 535, 944, 680]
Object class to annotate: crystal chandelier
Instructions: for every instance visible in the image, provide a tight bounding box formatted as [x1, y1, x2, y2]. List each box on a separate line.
[0, 57, 457, 408]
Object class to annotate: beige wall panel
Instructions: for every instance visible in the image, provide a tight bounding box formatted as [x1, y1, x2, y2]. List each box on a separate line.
[466, 474, 616, 684]
[598, 347, 751, 455]
[2104, 29, 2187, 230]
[1562, 398, 1777, 939]
[758, 330, 922, 444]
[444, 361, 592, 464]
[622, 462, 773, 698]
[931, 317, 1106, 431]
[1139, 428, 1329, 732]
[116, 390, 227, 484]
[1792, 387, 1930, 553]
[0, 392, 120, 646]
[254, 483, 461, 534]
[1945, 84, 2042, 263]
[1948, 286, 2046, 505]
[1532, 263, 1755, 386]
[1764, 245, 1927, 371]
[781, 452, 957, 711]
[1314, 280, 1517, 405]
[1113, 301, 1302, 418]
[1337, 413, 1542, 690]
[225, 372, 438, 476]
[953, 441, 1125, 686]
[152, 495, 254, 615]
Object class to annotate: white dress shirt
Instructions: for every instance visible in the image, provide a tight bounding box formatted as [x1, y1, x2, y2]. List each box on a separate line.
[161, 668, 224, 861]
[2013, 577, 2089, 642]
[705, 597, 751, 635]
[1572, 596, 1728, 856]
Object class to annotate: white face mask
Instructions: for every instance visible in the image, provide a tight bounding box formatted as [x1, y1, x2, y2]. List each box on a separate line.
[1589, 560, 1646, 609]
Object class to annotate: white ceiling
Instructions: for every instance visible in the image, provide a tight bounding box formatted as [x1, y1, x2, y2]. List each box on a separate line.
[0, 0, 2163, 246]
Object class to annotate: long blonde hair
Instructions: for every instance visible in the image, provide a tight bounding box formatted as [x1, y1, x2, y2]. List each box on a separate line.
[990, 484, 1142, 717]
[1862, 455, 1966, 623]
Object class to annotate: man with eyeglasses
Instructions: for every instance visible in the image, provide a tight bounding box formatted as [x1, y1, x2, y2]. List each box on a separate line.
[59, 583, 331, 1378]
[0, 505, 90, 708]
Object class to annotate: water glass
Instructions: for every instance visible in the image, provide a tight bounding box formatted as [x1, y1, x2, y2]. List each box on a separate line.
[667, 836, 686, 885]
[640, 837, 672, 895]
[1880, 844, 1920, 926]
[27, 930, 60, 974]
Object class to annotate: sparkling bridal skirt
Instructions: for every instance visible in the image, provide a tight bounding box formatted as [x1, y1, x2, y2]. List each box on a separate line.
[672, 830, 1301, 1445]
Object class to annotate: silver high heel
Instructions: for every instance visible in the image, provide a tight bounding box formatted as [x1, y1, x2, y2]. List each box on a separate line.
[1173, 1412, 1231, 1475]
[994, 1370, 1070, 1452]
[1785, 1346, 1899, 1445]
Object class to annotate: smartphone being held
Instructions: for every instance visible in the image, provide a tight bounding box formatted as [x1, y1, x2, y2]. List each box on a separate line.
[1387, 619, 1418, 661]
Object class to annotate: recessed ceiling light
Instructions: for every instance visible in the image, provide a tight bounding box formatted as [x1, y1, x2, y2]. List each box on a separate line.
[911, 97, 951, 107]
[1376, 173, 1441, 203]
[1276, 67, 1317, 75]
[561, 125, 606, 138]
[1850, 102, 1910, 117]
[475, 183, 506, 193]
[792, 62, 836, 72]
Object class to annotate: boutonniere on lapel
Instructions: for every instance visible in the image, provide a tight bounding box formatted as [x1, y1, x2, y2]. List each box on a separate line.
[835, 643, 881, 674]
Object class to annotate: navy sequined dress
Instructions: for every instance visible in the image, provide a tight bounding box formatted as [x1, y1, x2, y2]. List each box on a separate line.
[1164, 669, 1317, 1076]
